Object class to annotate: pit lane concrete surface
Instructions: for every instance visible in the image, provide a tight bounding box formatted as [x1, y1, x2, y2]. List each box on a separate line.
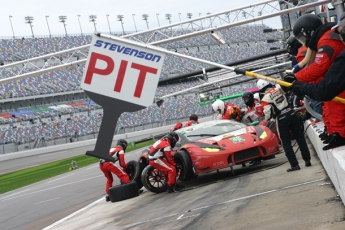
[44, 139, 345, 230]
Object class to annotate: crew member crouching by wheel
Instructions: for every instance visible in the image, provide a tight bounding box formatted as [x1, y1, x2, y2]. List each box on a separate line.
[148, 132, 185, 193]
[99, 139, 131, 202]
[242, 92, 264, 166]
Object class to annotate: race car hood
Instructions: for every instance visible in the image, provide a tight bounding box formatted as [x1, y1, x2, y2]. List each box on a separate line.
[192, 126, 266, 146]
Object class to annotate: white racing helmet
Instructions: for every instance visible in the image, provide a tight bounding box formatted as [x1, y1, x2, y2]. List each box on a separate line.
[212, 100, 225, 114]
[257, 79, 271, 90]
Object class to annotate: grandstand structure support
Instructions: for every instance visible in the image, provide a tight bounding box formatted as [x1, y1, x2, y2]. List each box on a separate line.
[0, 0, 331, 85]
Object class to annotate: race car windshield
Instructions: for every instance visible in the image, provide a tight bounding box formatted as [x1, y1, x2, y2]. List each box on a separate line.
[187, 134, 218, 137]
[185, 122, 246, 141]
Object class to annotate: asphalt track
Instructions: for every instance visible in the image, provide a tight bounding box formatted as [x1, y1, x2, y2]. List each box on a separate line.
[0, 146, 147, 230]
[1, 137, 345, 229]
[43, 139, 345, 230]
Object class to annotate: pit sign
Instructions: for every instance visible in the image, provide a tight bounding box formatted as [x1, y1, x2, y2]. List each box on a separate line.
[81, 35, 166, 107]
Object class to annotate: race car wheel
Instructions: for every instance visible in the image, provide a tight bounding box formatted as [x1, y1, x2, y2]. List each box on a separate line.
[127, 160, 144, 189]
[174, 150, 198, 181]
[108, 181, 139, 202]
[141, 165, 168, 193]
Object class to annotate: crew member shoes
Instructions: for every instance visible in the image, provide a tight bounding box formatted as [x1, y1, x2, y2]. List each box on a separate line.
[305, 161, 311, 167]
[287, 165, 301, 172]
[323, 133, 345, 151]
[105, 195, 110, 202]
[167, 184, 185, 193]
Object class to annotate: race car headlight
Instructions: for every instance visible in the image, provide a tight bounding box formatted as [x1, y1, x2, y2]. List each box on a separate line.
[259, 131, 267, 140]
[202, 148, 221, 152]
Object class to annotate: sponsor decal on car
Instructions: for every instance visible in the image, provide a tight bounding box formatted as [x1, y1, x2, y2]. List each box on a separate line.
[229, 136, 245, 143]
[213, 161, 225, 166]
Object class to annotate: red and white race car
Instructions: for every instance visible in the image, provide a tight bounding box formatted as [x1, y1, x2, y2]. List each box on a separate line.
[139, 119, 280, 192]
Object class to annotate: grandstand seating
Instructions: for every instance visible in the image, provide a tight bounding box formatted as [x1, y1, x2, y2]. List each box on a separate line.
[0, 24, 283, 151]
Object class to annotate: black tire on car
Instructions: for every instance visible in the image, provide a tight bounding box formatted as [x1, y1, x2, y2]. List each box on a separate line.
[126, 160, 144, 189]
[174, 150, 198, 181]
[108, 181, 139, 202]
[141, 165, 168, 193]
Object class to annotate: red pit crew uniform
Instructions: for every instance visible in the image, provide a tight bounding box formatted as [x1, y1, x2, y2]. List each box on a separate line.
[99, 146, 130, 194]
[222, 103, 242, 122]
[242, 100, 264, 125]
[296, 46, 307, 63]
[184, 120, 199, 127]
[148, 138, 176, 187]
[296, 29, 345, 135]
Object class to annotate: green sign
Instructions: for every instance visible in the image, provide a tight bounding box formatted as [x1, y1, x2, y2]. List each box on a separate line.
[199, 93, 243, 106]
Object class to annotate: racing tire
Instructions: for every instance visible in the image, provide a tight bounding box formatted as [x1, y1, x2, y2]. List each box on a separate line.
[127, 160, 144, 189]
[174, 150, 198, 181]
[141, 165, 168, 193]
[108, 181, 139, 202]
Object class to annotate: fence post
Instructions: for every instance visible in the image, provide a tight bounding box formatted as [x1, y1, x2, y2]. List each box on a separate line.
[28, 125, 36, 149]
[2, 129, 8, 154]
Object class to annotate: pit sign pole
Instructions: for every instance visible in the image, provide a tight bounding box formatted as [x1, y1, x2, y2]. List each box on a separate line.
[81, 33, 165, 161]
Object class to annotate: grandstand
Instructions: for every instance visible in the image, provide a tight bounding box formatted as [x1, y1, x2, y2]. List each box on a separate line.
[0, 24, 285, 153]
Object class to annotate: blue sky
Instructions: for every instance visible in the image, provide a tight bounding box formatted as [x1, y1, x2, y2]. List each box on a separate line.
[1, 0, 285, 37]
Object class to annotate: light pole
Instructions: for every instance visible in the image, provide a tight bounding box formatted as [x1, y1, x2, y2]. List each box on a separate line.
[258, 11, 263, 25]
[166, 14, 172, 24]
[59, 16, 68, 36]
[77, 15, 83, 35]
[89, 15, 97, 31]
[117, 15, 125, 34]
[156, 13, 160, 27]
[106, 14, 112, 34]
[132, 14, 137, 32]
[25, 16, 34, 38]
[9, 16, 15, 39]
[178, 13, 181, 22]
[187, 13, 194, 30]
[207, 12, 212, 27]
[225, 12, 230, 22]
[45, 16, 51, 37]
[142, 14, 149, 30]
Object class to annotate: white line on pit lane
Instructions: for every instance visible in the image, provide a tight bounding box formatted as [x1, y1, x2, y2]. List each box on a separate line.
[35, 197, 61, 205]
[0, 189, 31, 200]
[39, 151, 67, 157]
[42, 197, 104, 230]
[46, 173, 75, 184]
[0, 175, 103, 201]
[176, 213, 200, 220]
